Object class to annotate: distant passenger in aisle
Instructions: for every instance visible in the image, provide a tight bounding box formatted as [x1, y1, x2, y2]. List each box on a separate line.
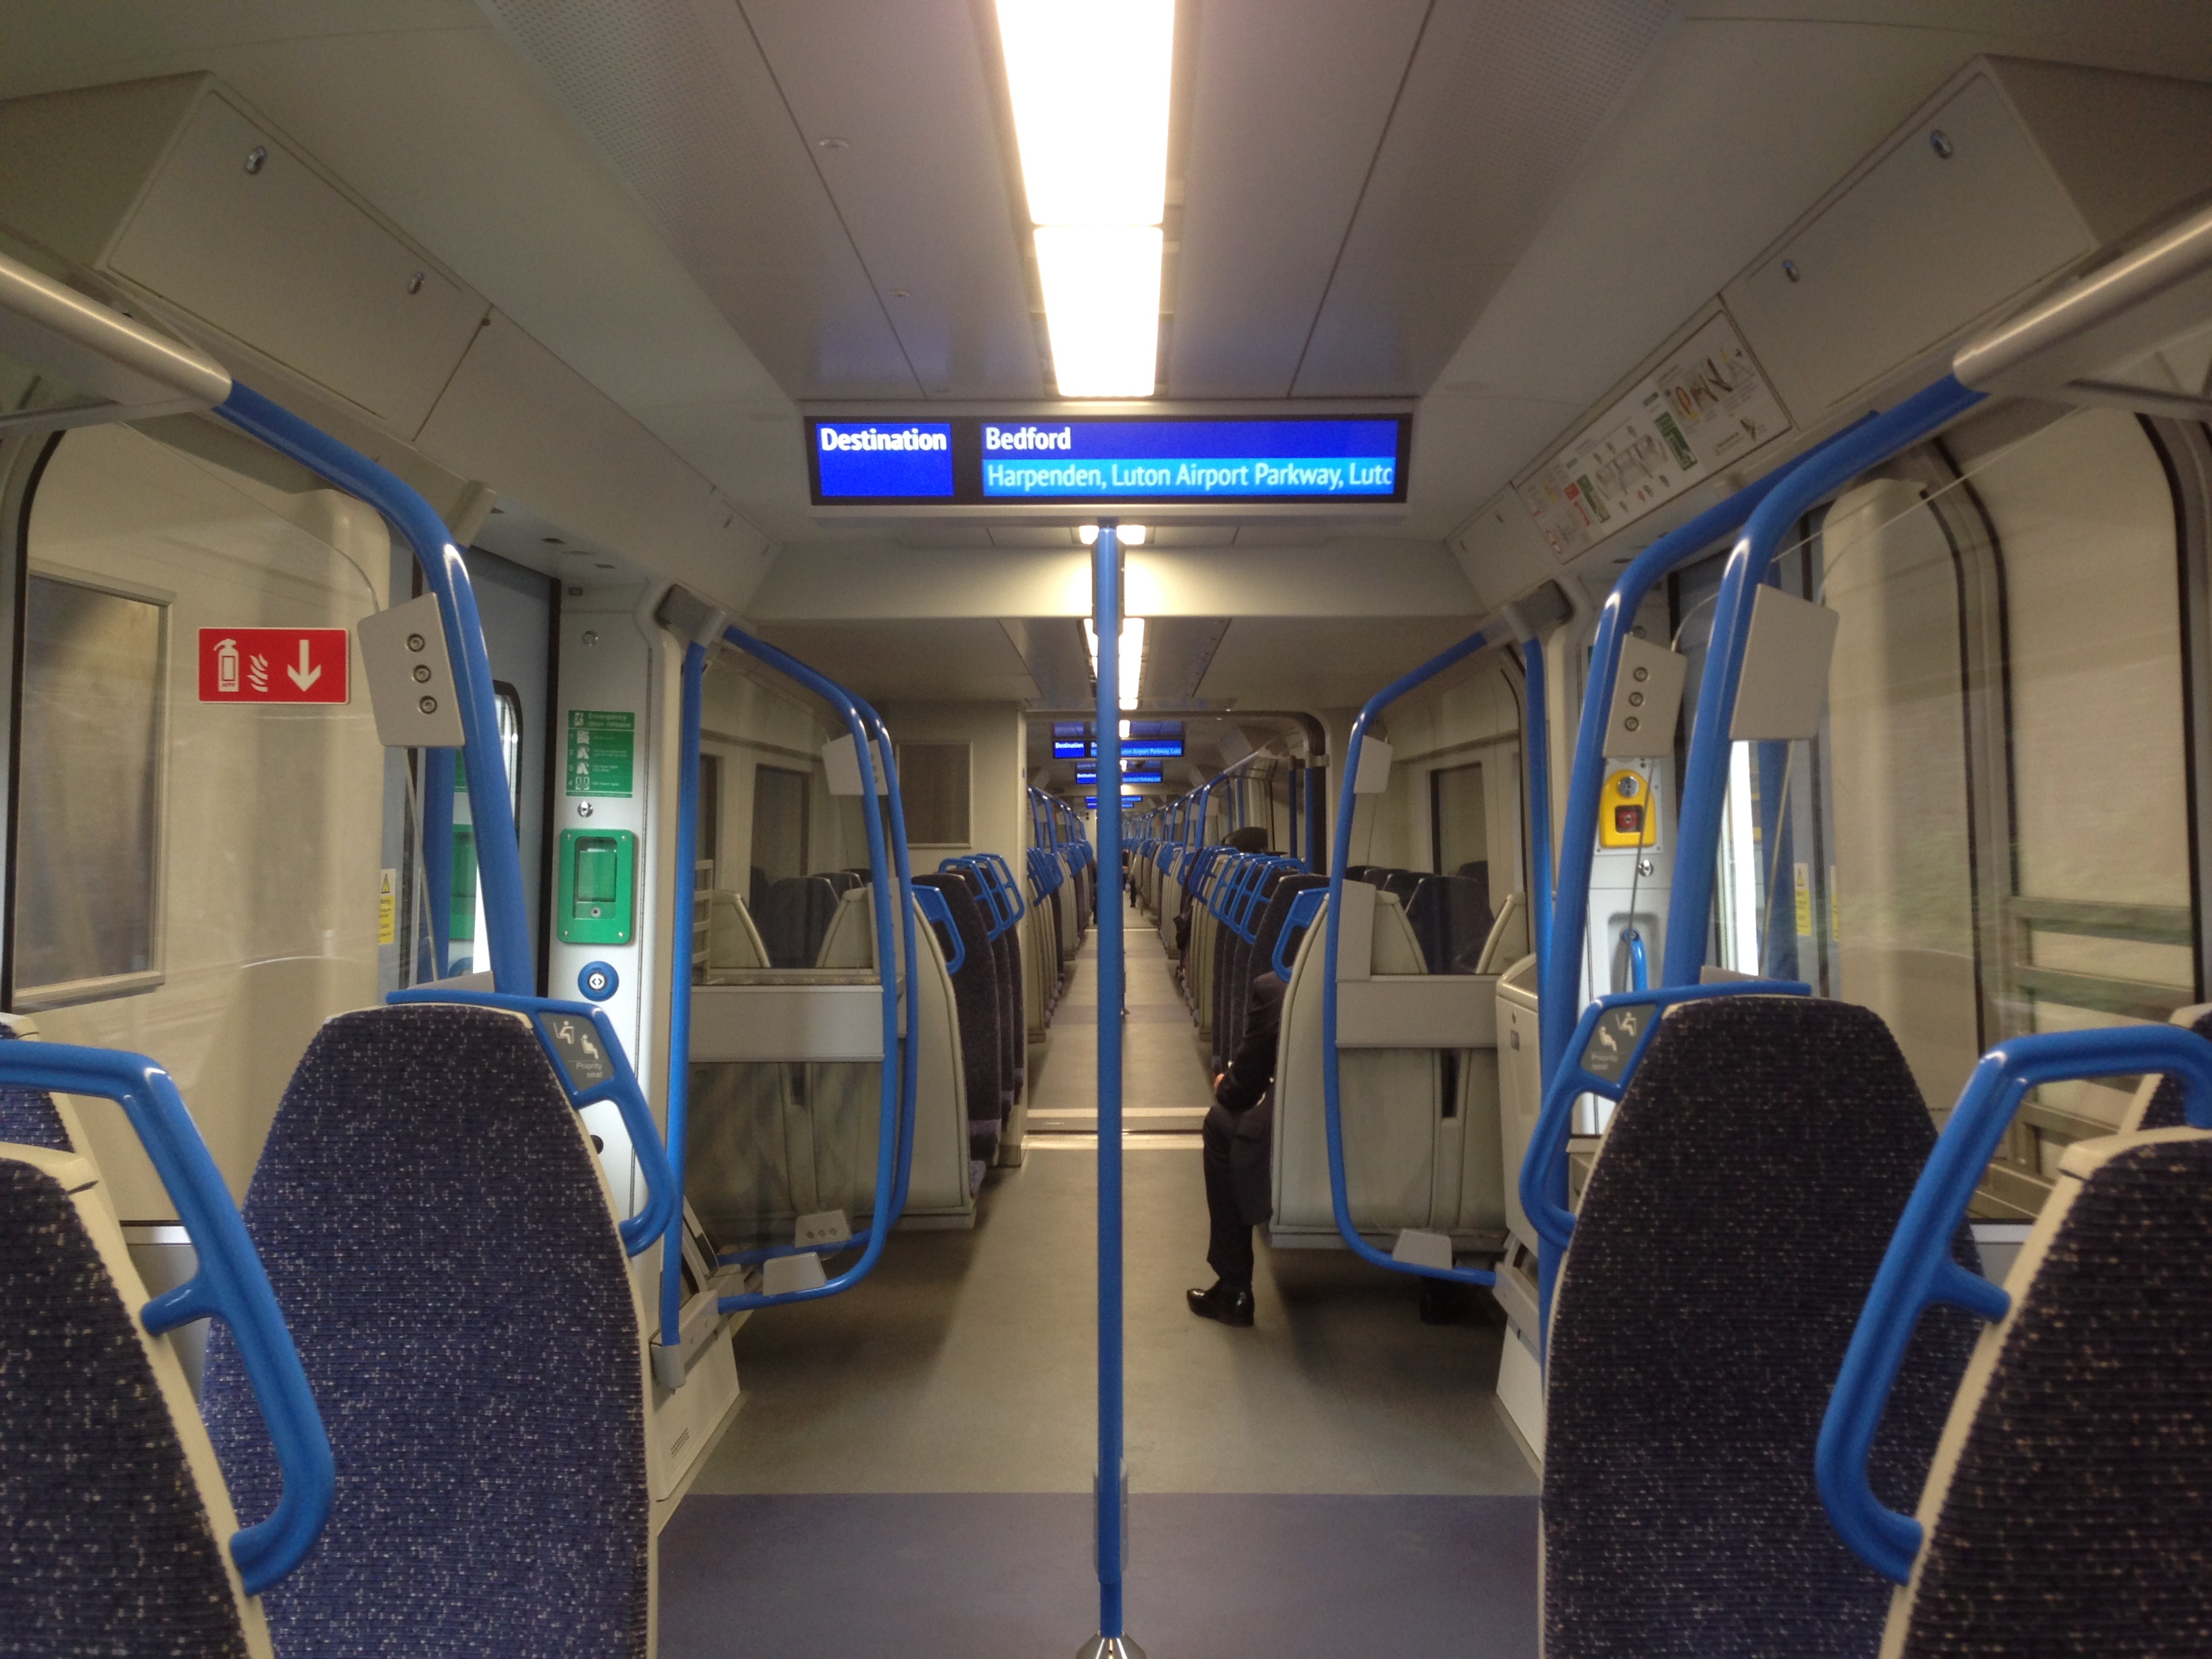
[1189, 966, 1284, 1328]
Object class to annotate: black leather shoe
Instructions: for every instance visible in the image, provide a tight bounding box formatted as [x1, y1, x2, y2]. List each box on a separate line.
[1186, 1283, 1255, 1327]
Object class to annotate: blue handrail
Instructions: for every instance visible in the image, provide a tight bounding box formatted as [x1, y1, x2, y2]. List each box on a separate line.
[698, 623, 914, 1311]
[943, 855, 1018, 939]
[215, 384, 530, 996]
[657, 638, 710, 1345]
[854, 695, 922, 1232]
[1664, 377, 1984, 986]
[386, 988, 679, 1254]
[1091, 523, 1131, 1643]
[1818, 1023, 2212, 1584]
[1538, 420, 1874, 1085]
[1624, 928, 1649, 991]
[1321, 616, 1517, 1288]
[6, 1044, 334, 1595]
[1273, 886, 1329, 979]
[914, 884, 966, 975]
[1519, 979, 1809, 1346]
[1520, 631, 1553, 1065]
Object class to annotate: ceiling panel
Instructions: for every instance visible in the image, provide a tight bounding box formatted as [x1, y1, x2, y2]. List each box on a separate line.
[743, 1, 1044, 400]
[1197, 615, 1486, 706]
[477, 0, 920, 398]
[1292, 0, 1676, 396]
[755, 619, 1040, 701]
[1166, 0, 1427, 397]
[1001, 617, 1090, 704]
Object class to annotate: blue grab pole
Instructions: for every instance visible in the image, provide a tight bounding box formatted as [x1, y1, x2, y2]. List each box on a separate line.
[709, 623, 909, 1312]
[215, 383, 531, 996]
[1663, 375, 1983, 987]
[1321, 619, 1511, 1288]
[1535, 430, 1867, 1087]
[421, 747, 455, 980]
[1521, 634, 1554, 1067]
[659, 640, 707, 1348]
[1092, 523, 1129, 1643]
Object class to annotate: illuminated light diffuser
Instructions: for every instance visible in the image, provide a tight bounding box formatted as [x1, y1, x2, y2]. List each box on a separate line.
[1035, 227, 1163, 398]
[995, 0, 1174, 399]
[1082, 614, 1148, 710]
[994, 1, 1173, 226]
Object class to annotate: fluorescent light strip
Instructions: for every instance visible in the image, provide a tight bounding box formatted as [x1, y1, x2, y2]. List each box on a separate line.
[995, 0, 1174, 398]
[994, 1, 1173, 226]
[1082, 615, 1147, 710]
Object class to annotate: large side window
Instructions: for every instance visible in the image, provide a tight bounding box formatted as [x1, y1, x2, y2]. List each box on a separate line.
[16, 571, 167, 1002]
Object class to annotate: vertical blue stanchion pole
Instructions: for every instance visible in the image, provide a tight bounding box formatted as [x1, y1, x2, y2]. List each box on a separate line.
[422, 748, 456, 981]
[660, 641, 707, 1349]
[1519, 632, 1554, 1069]
[1084, 521, 1139, 1659]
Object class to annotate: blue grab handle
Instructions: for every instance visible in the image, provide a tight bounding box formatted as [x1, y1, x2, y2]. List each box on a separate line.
[386, 989, 678, 1255]
[1322, 620, 1515, 1289]
[215, 384, 531, 997]
[982, 851, 1029, 922]
[1519, 980, 1808, 1351]
[1817, 1023, 2212, 1584]
[915, 884, 966, 975]
[1624, 929, 1648, 992]
[3, 1044, 335, 1595]
[1664, 377, 1984, 988]
[1275, 887, 1329, 980]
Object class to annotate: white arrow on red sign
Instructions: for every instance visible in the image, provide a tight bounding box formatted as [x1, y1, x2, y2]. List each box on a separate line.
[198, 628, 350, 705]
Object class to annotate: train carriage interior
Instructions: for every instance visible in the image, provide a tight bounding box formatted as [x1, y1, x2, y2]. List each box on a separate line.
[9, 3, 2212, 1656]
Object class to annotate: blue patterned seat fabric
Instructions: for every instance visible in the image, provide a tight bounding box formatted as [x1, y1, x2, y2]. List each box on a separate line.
[0, 1023, 70, 1150]
[2131, 1007, 2212, 1129]
[201, 1003, 647, 1658]
[0, 1155, 250, 1656]
[1896, 1133, 2212, 1655]
[1544, 996, 1981, 1658]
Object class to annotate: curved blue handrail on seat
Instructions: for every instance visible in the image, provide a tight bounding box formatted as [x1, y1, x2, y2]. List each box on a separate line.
[1817, 1024, 2212, 1584]
[1273, 886, 1329, 980]
[386, 988, 680, 1256]
[0, 1044, 334, 1595]
[1519, 979, 1809, 1342]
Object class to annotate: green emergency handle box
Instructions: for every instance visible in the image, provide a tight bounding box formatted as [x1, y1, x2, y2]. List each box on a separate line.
[557, 827, 636, 945]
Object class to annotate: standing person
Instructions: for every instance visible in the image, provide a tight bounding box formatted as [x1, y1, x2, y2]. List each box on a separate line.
[1187, 966, 1284, 1327]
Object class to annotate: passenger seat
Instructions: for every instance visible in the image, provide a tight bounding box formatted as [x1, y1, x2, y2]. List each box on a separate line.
[200, 1003, 654, 1656]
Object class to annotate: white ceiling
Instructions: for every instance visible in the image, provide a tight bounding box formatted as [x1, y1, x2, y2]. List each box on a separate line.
[8, 1, 2212, 712]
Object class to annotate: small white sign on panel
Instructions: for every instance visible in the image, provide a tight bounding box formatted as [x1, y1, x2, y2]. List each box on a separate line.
[820, 734, 886, 797]
[1730, 585, 1841, 741]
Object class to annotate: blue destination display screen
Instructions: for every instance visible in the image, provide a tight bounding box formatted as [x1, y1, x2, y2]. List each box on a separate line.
[1076, 762, 1164, 784]
[811, 422, 956, 501]
[1054, 738, 1183, 760]
[808, 416, 1408, 506]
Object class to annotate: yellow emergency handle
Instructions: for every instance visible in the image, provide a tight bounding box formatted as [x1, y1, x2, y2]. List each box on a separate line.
[1597, 769, 1658, 849]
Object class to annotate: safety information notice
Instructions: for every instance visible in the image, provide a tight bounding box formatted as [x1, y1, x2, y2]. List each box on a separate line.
[1516, 312, 1790, 562]
[566, 710, 634, 798]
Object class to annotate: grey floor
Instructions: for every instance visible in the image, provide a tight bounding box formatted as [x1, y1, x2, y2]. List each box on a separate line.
[694, 914, 1538, 1498]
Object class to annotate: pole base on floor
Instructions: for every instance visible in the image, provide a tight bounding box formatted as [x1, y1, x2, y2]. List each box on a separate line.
[1076, 1637, 1147, 1659]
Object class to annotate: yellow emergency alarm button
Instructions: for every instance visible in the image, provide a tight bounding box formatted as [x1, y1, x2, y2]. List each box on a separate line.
[1598, 769, 1657, 848]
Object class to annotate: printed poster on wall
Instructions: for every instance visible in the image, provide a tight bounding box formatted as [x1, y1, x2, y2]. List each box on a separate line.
[1515, 312, 1790, 562]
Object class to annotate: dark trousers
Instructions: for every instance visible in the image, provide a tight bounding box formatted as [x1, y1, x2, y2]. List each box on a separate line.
[1202, 1106, 1251, 1288]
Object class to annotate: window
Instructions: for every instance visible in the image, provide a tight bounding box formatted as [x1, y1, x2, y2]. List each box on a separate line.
[899, 742, 972, 845]
[1431, 760, 1488, 881]
[16, 573, 167, 1002]
[750, 764, 811, 917]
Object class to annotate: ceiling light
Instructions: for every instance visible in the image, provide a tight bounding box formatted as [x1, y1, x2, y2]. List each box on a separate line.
[1078, 523, 1146, 546]
[994, 1, 1173, 225]
[995, 0, 1174, 399]
[1035, 227, 1162, 396]
[1082, 615, 1148, 711]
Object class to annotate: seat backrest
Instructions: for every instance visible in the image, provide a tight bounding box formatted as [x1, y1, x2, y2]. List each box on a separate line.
[763, 874, 840, 968]
[916, 872, 1006, 1158]
[1544, 996, 1979, 1659]
[201, 1003, 649, 1656]
[1220, 872, 1324, 1069]
[3, 1141, 268, 1658]
[1883, 1128, 2212, 1657]
[0, 1021, 73, 1148]
[705, 889, 770, 972]
[2127, 1005, 2212, 1129]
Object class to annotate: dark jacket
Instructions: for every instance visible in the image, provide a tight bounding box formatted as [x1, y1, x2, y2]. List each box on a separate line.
[1210, 970, 1286, 1226]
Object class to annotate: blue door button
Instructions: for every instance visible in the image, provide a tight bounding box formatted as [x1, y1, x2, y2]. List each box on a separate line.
[578, 961, 619, 1002]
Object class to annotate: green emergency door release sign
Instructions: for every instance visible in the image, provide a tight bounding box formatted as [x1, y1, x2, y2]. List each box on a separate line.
[567, 710, 634, 797]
